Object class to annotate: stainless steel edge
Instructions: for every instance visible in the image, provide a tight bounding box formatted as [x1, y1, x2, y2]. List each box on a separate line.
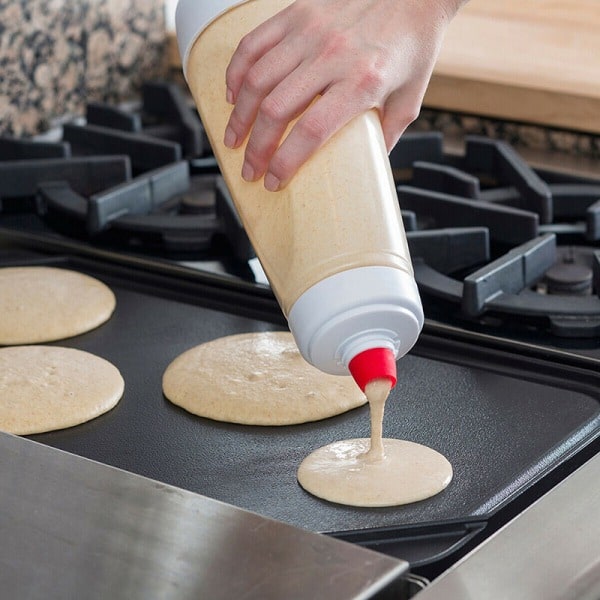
[414, 451, 600, 599]
[0, 431, 408, 599]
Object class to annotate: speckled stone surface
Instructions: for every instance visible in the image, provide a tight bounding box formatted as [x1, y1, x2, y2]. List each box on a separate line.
[0, 0, 168, 137]
[414, 109, 600, 160]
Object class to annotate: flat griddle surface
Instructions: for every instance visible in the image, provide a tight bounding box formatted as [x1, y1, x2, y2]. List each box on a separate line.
[4, 251, 600, 564]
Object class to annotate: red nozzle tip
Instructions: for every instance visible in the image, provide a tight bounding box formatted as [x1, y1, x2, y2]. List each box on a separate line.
[348, 347, 397, 392]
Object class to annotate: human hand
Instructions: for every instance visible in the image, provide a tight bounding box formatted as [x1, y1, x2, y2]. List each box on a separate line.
[223, 0, 464, 191]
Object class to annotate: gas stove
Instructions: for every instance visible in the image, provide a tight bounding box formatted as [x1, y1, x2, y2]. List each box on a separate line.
[2, 82, 599, 361]
[1, 80, 600, 593]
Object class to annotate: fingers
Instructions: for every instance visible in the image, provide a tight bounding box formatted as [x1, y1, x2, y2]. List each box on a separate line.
[238, 74, 314, 185]
[238, 59, 345, 188]
[224, 37, 303, 153]
[380, 60, 438, 152]
[380, 88, 423, 153]
[227, 43, 389, 190]
[225, 12, 288, 104]
[259, 87, 363, 191]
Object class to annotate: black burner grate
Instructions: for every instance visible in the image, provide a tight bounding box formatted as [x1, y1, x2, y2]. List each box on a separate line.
[392, 133, 600, 337]
[1, 99, 599, 337]
[0, 82, 255, 263]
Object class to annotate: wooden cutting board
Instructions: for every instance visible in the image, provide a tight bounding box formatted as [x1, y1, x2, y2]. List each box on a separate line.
[167, 0, 600, 134]
[425, 0, 600, 133]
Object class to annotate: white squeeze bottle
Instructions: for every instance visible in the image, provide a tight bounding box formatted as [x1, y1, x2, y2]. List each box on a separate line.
[176, 0, 424, 391]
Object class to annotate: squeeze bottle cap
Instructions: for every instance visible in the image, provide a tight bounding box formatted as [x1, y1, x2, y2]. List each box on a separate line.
[348, 347, 397, 392]
[175, 0, 247, 80]
[288, 265, 424, 376]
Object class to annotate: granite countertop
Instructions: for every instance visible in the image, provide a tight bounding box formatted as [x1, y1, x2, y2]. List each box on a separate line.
[0, 0, 168, 138]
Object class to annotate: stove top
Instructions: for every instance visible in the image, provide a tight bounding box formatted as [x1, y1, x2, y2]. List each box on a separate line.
[1, 82, 599, 363]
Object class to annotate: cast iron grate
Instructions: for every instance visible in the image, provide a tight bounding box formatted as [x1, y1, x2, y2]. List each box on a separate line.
[1, 108, 600, 335]
[0, 81, 253, 262]
[392, 133, 600, 337]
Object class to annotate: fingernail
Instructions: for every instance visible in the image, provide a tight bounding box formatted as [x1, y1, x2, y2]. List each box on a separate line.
[224, 126, 237, 148]
[226, 87, 234, 104]
[242, 162, 255, 181]
[264, 172, 280, 192]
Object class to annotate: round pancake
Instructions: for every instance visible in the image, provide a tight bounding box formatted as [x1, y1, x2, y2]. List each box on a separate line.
[162, 331, 367, 426]
[0, 266, 116, 345]
[297, 438, 453, 507]
[0, 345, 124, 435]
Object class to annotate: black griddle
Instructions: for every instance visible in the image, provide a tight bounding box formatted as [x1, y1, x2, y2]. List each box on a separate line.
[2, 242, 600, 575]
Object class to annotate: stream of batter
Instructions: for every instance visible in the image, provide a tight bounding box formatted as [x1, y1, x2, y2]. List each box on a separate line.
[364, 378, 391, 461]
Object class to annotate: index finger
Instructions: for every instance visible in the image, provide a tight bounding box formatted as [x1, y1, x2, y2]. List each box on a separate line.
[225, 12, 288, 103]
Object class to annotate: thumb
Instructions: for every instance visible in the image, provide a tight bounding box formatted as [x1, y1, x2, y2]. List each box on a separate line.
[380, 82, 429, 152]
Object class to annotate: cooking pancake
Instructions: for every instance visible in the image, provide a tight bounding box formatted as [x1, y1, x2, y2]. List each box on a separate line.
[162, 331, 367, 426]
[297, 379, 453, 507]
[297, 437, 453, 507]
[0, 266, 116, 345]
[0, 345, 124, 435]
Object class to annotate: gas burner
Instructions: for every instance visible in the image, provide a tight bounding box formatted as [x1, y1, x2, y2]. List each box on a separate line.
[0, 82, 254, 262]
[391, 133, 600, 338]
[35, 162, 252, 260]
[541, 249, 594, 296]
